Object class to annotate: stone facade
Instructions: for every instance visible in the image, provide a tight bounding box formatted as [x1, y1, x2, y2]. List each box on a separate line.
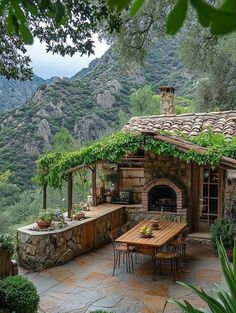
[17, 207, 126, 272]
[119, 153, 191, 224]
[142, 178, 183, 210]
[224, 169, 236, 219]
[160, 92, 176, 115]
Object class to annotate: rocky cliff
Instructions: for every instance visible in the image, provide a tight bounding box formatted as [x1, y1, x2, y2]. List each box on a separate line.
[0, 75, 54, 112]
[0, 38, 198, 189]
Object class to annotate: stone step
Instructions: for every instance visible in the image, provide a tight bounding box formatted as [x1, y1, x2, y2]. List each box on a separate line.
[187, 232, 212, 245]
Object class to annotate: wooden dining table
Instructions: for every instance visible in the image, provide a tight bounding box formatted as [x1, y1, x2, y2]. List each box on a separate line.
[115, 219, 188, 250]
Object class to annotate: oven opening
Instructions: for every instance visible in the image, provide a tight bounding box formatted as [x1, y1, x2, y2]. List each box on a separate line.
[148, 185, 177, 212]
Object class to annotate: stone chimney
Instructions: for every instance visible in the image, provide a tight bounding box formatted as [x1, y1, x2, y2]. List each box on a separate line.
[159, 86, 176, 115]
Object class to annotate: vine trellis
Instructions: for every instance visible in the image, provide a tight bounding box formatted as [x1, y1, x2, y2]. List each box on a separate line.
[35, 130, 236, 188]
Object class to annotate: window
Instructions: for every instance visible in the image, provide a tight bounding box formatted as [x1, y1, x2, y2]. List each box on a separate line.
[200, 168, 219, 231]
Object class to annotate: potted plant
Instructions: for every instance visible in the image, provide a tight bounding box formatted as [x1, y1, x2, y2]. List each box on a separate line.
[36, 211, 54, 229]
[0, 234, 14, 279]
[72, 203, 85, 220]
[211, 217, 236, 261]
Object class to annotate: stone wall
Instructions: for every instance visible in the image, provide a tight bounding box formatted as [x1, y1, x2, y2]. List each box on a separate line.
[144, 153, 191, 203]
[17, 207, 126, 272]
[224, 170, 236, 219]
[119, 154, 191, 223]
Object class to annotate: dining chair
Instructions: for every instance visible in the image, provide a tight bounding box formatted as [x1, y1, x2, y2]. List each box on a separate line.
[168, 233, 187, 264]
[153, 238, 182, 282]
[108, 232, 135, 276]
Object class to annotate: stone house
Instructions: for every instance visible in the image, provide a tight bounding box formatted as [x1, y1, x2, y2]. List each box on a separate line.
[106, 86, 236, 233]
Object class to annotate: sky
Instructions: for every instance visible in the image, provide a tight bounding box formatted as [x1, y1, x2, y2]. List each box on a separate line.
[26, 37, 109, 79]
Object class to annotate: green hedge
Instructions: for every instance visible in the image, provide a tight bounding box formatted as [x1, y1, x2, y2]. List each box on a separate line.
[0, 276, 39, 313]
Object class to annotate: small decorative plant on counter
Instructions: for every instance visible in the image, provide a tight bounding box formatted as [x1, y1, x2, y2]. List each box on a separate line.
[36, 210, 54, 229]
[138, 225, 153, 238]
[0, 234, 15, 279]
[52, 209, 67, 228]
[72, 203, 85, 220]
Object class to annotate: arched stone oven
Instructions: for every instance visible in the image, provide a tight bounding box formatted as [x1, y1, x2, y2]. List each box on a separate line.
[142, 178, 183, 212]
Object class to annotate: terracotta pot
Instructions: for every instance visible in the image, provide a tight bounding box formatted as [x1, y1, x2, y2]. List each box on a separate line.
[36, 220, 52, 229]
[226, 249, 233, 262]
[74, 212, 85, 220]
[0, 249, 12, 279]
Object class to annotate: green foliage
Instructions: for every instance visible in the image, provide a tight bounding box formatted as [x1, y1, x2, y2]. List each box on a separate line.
[169, 239, 236, 312]
[179, 27, 236, 112]
[110, 0, 236, 36]
[37, 210, 54, 223]
[53, 128, 74, 152]
[0, 170, 13, 183]
[0, 171, 20, 208]
[36, 129, 236, 188]
[129, 85, 160, 116]
[0, 0, 122, 80]
[211, 218, 236, 251]
[0, 275, 39, 313]
[0, 234, 14, 255]
[0, 189, 42, 235]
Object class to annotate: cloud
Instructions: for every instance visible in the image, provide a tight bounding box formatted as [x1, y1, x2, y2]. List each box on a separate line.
[26, 36, 109, 79]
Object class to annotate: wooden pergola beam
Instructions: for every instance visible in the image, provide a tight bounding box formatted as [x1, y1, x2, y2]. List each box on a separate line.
[91, 164, 97, 207]
[67, 164, 88, 174]
[68, 172, 73, 218]
[43, 185, 47, 210]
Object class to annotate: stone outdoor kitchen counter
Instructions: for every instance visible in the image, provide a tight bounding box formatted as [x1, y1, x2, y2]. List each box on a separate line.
[17, 204, 136, 271]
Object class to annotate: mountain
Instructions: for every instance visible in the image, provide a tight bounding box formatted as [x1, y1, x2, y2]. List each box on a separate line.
[0, 75, 53, 112]
[0, 37, 198, 189]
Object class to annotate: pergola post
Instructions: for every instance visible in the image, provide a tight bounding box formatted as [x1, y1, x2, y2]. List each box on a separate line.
[43, 185, 47, 210]
[91, 164, 97, 207]
[68, 172, 73, 218]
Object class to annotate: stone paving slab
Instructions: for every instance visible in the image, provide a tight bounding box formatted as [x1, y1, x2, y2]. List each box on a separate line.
[20, 243, 222, 313]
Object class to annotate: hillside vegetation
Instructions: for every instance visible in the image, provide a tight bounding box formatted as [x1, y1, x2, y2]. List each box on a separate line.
[0, 37, 197, 189]
[0, 75, 53, 112]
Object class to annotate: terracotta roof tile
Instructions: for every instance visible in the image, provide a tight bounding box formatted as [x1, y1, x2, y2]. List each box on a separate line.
[123, 111, 236, 139]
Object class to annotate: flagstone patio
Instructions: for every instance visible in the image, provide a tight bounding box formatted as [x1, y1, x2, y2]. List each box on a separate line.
[20, 243, 223, 313]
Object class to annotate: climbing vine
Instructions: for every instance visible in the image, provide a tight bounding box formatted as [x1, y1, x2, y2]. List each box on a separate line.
[35, 130, 236, 188]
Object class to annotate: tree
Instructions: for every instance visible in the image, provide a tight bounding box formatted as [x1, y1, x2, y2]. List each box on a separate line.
[179, 26, 236, 112]
[129, 85, 160, 116]
[53, 128, 74, 152]
[0, 171, 20, 208]
[1, 0, 236, 81]
[0, 0, 122, 80]
[109, 0, 236, 36]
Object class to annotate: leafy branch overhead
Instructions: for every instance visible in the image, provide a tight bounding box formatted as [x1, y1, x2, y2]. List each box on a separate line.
[1, 0, 122, 45]
[109, 0, 236, 35]
[1, 0, 236, 46]
[35, 130, 236, 188]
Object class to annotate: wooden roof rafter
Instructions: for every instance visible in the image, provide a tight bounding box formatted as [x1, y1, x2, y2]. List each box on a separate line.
[66, 161, 105, 174]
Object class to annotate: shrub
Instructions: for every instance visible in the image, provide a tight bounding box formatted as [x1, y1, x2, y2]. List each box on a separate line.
[210, 217, 236, 251]
[0, 276, 39, 313]
[0, 234, 14, 255]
